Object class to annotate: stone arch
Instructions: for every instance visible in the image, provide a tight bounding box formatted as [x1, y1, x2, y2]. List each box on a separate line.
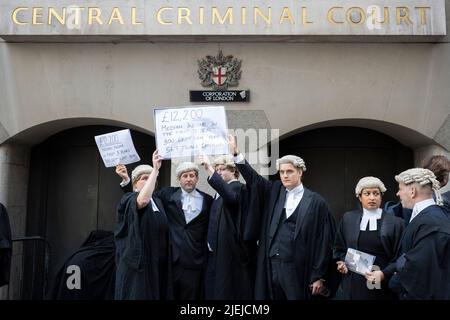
[7, 119, 165, 299]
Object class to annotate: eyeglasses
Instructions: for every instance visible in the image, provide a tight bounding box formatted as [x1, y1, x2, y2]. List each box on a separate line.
[361, 191, 381, 197]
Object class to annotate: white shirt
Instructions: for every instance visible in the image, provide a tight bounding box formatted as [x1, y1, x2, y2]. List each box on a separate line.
[360, 208, 382, 231]
[181, 189, 204, 223]
[410, 198, 436, 223]
[120, 178, 130, 187]
[233, 153, 245, 164]
[150, 198, 160, 213]
[233, 153, 304, 218]
[285, 184, 304, 218]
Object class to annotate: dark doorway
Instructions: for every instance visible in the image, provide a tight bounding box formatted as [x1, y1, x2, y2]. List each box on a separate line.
[23, 125, 170, 299]
[275, 126, 413, 222]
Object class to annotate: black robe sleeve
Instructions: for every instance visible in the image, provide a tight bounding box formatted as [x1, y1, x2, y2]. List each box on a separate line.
[236, 160, 272, 193]
[235, 160, 272, 242]
[379, 215, 405, 279]
[207, 174, 257, 299]
[308, 197, 336, 284]
[0, 203, 12, 287]
[114, 192, 173, 299]
[207, 173, 251, 241]
[208, 173, 250, 242]
[115, 193, 145, 271]
[120, 180, 133, 193]
[207, 172, 239, 205]
[333, 217, 348, 262]
[394, 221, 450, 299]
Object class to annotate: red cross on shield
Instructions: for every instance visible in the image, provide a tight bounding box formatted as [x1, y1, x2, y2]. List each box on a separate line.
[212, 66, 227, 86]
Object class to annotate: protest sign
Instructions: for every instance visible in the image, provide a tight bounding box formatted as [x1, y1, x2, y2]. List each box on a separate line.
[95, 129, 141, 167]
[154, 106, 228, 159]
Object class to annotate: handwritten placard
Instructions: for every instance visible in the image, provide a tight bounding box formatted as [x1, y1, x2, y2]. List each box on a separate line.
[94, 129, 141, 167]
[154, 106, 228, 159]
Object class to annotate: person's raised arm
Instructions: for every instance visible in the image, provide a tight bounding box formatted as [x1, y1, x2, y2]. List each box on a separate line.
[200, 154, 239, 205]
[228, 135, 270, 190]
[199, 154, 215, 178]
[116, 164, 130, 184]
[116, 164, 133, 193]
[136, 150, 162, 209]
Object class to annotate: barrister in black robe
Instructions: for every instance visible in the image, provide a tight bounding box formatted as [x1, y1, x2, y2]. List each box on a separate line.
[389, 206, 450, 299]
[155, 185, 212, 300]
[116, 161, 213, 300]
[333, 177, 404, 300]
[0, 203, 12, 288]
[228, 141, 336, 300]
[389, 168, 450, 299]
[199, 155, 257, 300]
[334, 212, 404, 299]
[114, 156, 173, 300]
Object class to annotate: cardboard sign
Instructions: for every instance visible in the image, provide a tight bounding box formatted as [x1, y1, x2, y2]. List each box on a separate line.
[95, 129, 141, 167]
[154, 106, 228, 159]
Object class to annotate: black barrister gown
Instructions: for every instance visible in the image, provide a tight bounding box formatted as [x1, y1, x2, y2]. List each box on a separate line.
[206, 172, 257, 299]
[154, 187, 212, 271]
[51, 230, 116, 299]
[389, 205, 450, 300]
[236, 161, 336, 300]
[122, 182, 213, 299]
[0, 203, 12, 287]
[114, 193, 173, 300]
[333, 210, 404, 300]
[153, 187, 212, 300]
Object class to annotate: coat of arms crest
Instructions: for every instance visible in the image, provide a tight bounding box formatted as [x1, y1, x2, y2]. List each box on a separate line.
[197, 50, 242, 90]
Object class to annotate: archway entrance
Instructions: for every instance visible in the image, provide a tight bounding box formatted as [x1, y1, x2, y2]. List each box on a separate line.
[23, 125, 169, 299]
[277, 126, 414, 221]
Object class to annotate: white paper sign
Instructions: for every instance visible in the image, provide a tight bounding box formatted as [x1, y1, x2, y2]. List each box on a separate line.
[154, 106, 229, 159]
[94, 129, 141, 167]
[345, 248, 376, 276]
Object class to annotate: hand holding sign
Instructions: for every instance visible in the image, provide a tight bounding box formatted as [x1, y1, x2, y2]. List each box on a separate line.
[115, 164, 130, 182]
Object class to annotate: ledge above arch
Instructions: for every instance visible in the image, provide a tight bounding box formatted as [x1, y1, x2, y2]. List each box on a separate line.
[1, 117, 154, 146]
[278, 118, 443, 150]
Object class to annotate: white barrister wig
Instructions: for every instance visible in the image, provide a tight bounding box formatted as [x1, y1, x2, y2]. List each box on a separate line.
[395, 168, 443, 205]
[355, 176, 387, 197]
[213, 155, 236, 168]
[131, 164, 153, 184]
[276, 155, 307, 172]
[176, 162, 199, 178]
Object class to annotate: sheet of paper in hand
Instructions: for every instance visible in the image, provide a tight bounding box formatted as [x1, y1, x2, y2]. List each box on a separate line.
[154, 106, 229, 159]
[345, 248, 376, 276]
[94, 129, 141, 167]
